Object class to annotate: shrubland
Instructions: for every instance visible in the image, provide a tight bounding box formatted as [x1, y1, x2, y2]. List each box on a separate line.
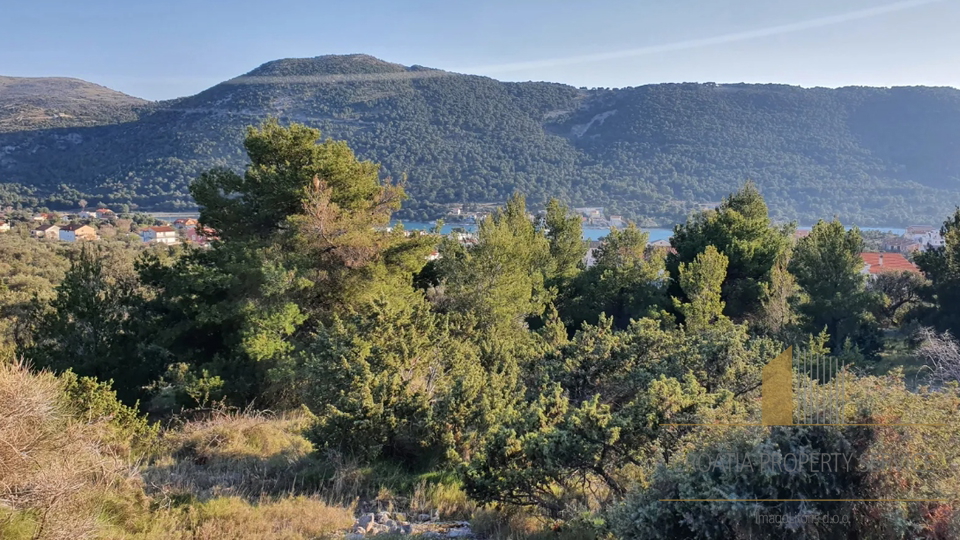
[4, 120, 960, 538]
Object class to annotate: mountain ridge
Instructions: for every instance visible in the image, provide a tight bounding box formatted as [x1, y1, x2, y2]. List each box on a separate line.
[1, 54, 960, 226]
[0, 76, 148, 132]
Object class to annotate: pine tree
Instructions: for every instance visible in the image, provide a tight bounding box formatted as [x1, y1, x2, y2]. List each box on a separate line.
[668, 182, 791, 321]
[674, 246, 728, 331]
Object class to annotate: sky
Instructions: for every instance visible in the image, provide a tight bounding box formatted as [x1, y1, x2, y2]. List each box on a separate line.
[2, 0, 958, 101]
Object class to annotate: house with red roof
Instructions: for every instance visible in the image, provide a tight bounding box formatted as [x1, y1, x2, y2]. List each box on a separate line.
[174, 218, 199, 229]
[859, 252, 921, 277]
[182, 226, 218, 246]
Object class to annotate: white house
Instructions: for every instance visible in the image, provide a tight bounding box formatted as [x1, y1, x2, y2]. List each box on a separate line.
[584, 240, 603, 267]
[140, 226, 179, 245]
[33, 224, 60, 239]
[0, 221, 10, 233]
[911, 231, 944, 250]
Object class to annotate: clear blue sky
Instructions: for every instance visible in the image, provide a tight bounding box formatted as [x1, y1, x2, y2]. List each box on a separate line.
[2, 0, 958, 101]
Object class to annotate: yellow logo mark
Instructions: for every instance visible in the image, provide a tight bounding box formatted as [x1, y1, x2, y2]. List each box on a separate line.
[761, 346, 794, 426]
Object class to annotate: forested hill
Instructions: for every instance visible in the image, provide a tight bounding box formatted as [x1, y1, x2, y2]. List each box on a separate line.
[2, 54, 960, 225]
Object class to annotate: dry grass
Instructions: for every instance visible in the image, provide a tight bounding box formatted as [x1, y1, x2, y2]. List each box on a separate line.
[471, 507, 607, 540]
[105, 496, 354, 540]
[0, 362, 357, 539]
[142, 410, 317, 500]
[0, 361, 482, 539]
[472, 507, 549, 540]
[410, 478, 475, 520]
[0, 360, 139, 539]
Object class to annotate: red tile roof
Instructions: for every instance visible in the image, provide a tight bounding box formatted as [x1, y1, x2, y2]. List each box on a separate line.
[147, 226, 175, 233]
[860, 252, 921, 274]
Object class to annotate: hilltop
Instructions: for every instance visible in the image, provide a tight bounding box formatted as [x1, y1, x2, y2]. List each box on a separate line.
[0, 76, 148, 132]
[1, 55, 960, 225]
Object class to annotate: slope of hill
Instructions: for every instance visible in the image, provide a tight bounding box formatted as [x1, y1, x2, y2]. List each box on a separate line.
[0, 76, 148, 133]
[1, 55, 959, 225]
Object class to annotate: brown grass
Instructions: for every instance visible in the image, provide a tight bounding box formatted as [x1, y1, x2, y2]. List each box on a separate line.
[0, 360, 138, 539]
[142, 409, 317, 501]
[471, 506, 606, 540]
[106, 496, 354, 540]
[0, 362, 357, 539]
[410, 479, 475, 520]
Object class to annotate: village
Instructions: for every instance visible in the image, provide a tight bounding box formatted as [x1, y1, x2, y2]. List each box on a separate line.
[0, 207, 214, 246]
[0, 204, 939, 280]
[562, 206, 935, 278]
[442, 203, 630, 228]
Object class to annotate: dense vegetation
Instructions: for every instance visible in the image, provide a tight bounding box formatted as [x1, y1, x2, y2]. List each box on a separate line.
[2, 55, 960, 224]
[6, 121, 960, 538]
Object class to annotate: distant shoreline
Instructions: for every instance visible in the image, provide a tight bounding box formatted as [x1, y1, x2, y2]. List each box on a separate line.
[143, 213, 912, 240]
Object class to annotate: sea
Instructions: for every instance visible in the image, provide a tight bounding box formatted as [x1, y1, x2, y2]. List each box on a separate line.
[146, 213, 907, 242]
[394, 222, 908, 242]
[393, 221, 672, 242]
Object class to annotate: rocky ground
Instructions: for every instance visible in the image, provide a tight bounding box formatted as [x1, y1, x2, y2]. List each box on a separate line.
[347, 511, 474, 538]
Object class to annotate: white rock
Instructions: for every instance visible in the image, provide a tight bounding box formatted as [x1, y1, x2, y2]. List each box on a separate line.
[447, 524, 473, 538]
[357, 513, 376, 532]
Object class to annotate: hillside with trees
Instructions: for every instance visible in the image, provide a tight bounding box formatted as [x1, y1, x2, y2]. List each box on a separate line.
[4, 121, 960, 538]
[2, 54, 960, 223]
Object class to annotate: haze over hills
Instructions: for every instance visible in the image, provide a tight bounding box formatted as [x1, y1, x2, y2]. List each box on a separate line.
[0, 76, 147, 133]
[2, 54, 960, 225]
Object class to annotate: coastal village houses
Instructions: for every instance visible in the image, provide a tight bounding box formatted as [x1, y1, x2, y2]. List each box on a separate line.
[881, 236, 922, 253]
[859, 252, 920, 277]
[59, 224, 98, 242]
[174, 218, 199, 229]
[880, 225, 945, 253]
[905, 225, 944, 249]
[33, 224, 60, 239]
[182, 226, 216, 246]
[140, 226, 179, 245]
